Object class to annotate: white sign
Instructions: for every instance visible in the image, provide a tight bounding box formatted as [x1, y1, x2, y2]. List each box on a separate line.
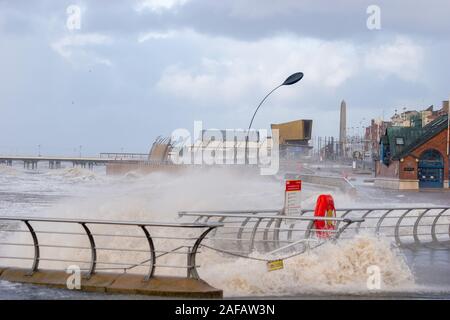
[284, 180, 302, 216]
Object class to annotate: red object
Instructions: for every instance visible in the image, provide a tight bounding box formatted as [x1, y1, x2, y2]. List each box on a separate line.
[285, 180, 302, 192]
[313, 194, 336, 239]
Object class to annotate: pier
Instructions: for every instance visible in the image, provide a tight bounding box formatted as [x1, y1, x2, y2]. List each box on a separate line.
[0, 153, 149, 170]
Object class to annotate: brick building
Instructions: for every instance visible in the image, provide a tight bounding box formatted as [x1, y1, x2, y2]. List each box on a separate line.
[375, 114, 449, 189]
[365, 118, 392, 160]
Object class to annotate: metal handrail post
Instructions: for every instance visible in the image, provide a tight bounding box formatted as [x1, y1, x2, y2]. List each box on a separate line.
[375, 209, 395, 233]
[80, 223, 96, 278]
[249, 218, 263, 252]
[304, 220, 314, 239]
[412, 209, 434, 246]
[23, 220, 39, 275]
[393, 209, 415, 246]
[187, 226, 217, 279]
[140, 225, 156, 281]
[331, 219, 364, 242]
[237, 217, 251, 253]
[333, 209, 351, 231]
[356, 209, 374, 231]
[263, 219, 275, 252]
[186, 246, 191, 278]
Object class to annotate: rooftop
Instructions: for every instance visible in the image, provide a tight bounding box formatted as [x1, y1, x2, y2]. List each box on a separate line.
[381, 114, 448, 161]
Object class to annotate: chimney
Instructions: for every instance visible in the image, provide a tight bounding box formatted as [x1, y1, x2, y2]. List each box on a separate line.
[443, 100, 449, 113]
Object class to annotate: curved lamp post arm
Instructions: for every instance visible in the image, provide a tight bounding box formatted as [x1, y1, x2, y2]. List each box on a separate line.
[247, 84, 283, 131]
[245, 84, 282, 165]
[244, 72, 304, 165]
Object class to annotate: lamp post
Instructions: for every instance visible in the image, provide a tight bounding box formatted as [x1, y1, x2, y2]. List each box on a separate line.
[244, 72, 304, 165]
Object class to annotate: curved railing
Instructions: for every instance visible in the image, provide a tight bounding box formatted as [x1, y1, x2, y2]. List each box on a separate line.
[179, 210, 364, 255]
[0, 216, 221, 280]
[300, 207, 450, 249]
[179, 206, 450, 254]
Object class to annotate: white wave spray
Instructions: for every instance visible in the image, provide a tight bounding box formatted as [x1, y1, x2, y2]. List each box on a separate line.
[199, 234, 414, 296]
[0, 167, 416, 296]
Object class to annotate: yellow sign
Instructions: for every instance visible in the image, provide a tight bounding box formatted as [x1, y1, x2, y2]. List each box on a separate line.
[267, 259, 284, 272]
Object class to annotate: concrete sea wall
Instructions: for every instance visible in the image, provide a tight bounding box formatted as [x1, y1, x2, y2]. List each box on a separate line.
[0, 268, 223, 298]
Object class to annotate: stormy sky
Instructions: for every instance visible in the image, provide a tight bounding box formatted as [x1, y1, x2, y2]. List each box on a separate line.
[0, 0, 449, 155]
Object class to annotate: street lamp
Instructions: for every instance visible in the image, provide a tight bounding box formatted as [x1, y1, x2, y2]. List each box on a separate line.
[245, 72, 304, 164]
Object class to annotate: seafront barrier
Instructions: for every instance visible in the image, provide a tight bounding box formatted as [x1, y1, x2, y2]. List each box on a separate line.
[0, 216, 223, 298]
[0, 269, 222, 298]
[298, 173, 356, 194]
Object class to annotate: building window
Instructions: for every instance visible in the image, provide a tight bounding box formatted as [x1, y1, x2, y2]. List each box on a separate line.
[395, 137, 404, 145]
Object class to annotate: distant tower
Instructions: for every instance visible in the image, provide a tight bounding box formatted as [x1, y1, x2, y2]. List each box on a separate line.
[339, 100, 347, 157]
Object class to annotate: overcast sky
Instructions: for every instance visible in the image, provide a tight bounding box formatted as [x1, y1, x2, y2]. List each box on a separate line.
[1, 0, 449, 155]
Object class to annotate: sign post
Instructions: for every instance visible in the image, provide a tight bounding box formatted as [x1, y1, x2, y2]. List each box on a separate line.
[284, 180, 302, 216]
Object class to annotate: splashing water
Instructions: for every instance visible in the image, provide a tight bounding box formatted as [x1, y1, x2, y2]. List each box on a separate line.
[0, 166, 419, 297]
[199, 234, 415, 296]
[0, 165, 20, 176]
[44, 167, 102, 182]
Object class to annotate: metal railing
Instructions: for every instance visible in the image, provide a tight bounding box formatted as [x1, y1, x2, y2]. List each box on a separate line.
[99, 153, 149, 160]
[179, 210, 364, 256]
[302, 206, 450, 249]
[179, 206, 450, 254]
[0, 216, 221, 280]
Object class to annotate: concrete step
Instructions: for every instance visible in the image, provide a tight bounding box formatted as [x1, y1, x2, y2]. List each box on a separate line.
[0, 268, 222, 299]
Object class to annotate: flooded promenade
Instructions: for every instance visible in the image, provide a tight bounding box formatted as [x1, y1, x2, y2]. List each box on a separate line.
[0, 164, 449, 299]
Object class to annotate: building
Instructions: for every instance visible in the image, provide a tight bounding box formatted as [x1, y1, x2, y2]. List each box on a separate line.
[391, 109, 419, 127]
[271, 119, 313, 159]
[410, 102, 449, 128]
[365, 100, 450, 161]
[187, 129, 265, 164]
[375, 114, 449, 189]
[365, 118, 392, 160]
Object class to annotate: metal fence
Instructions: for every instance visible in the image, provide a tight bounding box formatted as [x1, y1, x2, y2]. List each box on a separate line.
[314, 206, 450, 249]
[99, 153, 149, 160]
[179, 210, 364, 256]
[179, 206, 450, 256]
[0, 216, 221, 280]
[1, 207, 447, 281]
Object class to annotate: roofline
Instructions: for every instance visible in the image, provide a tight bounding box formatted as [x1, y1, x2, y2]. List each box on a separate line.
[393, 114, 448, 160]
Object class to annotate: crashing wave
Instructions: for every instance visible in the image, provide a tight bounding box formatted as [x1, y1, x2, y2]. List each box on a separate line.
[199, 234, 415, 296]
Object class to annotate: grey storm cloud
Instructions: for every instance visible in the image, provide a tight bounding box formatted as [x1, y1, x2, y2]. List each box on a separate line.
[3, 1, 450, 40]
[0, 0, 449, 155]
